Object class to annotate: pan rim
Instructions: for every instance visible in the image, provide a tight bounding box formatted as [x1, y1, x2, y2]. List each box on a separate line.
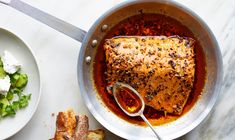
[77, 0, 223, 139]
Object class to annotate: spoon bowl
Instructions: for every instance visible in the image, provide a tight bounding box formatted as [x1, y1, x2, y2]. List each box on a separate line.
[113, 82, 145, 117]
[112, 82, 163, 140]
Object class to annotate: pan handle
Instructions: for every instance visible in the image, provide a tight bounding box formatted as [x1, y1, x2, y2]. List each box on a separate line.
[0, 0, 86, 43]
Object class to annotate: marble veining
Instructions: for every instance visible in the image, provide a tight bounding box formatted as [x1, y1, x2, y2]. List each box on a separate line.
[180, 0, 235, 140]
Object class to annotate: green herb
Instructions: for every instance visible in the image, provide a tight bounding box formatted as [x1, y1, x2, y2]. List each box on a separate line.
[10, 88, 22, 97]
[19, 94, 31, 108]
[5, 105, 15, 116]
[0, 89, 31, 118]
[0, 55, 31, 119]
[12, 101, 19, 111]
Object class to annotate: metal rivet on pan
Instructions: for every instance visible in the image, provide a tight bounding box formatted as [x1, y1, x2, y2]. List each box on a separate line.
[85, 56, 91, 64]
[91, 39, 98, 47]
[101, 24, 108, 32]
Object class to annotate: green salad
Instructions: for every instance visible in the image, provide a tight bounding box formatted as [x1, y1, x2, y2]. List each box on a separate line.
[0, 54, 31, 118]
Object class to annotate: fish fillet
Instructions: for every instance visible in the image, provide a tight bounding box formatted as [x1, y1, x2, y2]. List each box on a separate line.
[104, 36, 195, 115]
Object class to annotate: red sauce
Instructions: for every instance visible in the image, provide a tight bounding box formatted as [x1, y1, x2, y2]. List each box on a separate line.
[93, 14, 206, 126]
[115, 86, 142, 114]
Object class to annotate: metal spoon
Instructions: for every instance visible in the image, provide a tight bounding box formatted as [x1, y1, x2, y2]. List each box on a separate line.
[112, 82, 163, 140]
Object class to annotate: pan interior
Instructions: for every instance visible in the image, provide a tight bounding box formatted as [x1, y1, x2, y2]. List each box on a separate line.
[78, 1, 222, 139]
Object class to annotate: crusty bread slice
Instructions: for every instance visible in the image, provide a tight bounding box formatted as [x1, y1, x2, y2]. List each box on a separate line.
[54, 109, 77, 140]
[74, 115, 89, 140]
[51, 109, 105, 140]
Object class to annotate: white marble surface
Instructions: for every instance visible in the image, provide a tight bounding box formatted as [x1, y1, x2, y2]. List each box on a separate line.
[0, 0, 234, 139]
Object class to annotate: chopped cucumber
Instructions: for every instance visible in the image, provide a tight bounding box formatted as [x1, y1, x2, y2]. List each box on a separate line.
[10, 73, 20, 87]
[11, 73, 28, 89]
[15, 74, 28, 88]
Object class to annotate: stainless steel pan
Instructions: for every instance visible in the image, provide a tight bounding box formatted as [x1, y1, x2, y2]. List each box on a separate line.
[0, 0, 223, 139]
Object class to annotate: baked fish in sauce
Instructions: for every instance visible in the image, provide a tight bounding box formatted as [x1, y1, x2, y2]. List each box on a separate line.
[104, 36, 195, 115]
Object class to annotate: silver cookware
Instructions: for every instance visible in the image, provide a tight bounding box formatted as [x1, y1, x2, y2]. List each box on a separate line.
[0, 0, 223, 139]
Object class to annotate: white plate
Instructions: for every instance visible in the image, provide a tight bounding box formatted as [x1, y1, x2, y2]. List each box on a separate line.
[0, 28, 41, 139]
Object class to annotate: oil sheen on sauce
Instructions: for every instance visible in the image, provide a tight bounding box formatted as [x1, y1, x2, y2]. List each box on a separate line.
[93, 14, 206, 126]
[115, 87, 142, 114]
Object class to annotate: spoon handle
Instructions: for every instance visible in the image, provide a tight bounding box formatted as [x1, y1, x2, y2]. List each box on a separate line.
[140, 113, 162, 140]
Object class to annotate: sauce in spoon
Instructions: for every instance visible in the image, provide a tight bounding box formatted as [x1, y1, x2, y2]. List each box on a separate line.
[113, 82, 163, 139]
[115, 86, 142, 114]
